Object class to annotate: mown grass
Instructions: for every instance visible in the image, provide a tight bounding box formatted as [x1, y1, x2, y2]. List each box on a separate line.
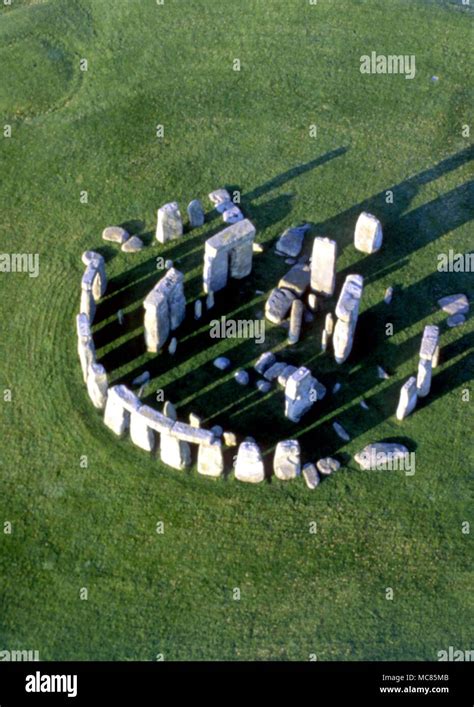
[0, 0, 472, 660]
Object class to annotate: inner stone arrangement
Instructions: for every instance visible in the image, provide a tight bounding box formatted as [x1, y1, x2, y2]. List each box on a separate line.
[76, 185, 454, 490]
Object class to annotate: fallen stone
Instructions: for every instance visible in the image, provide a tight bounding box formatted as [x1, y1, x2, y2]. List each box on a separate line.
[396, 376, 417, 420]
[194, 299, 202, 320]
[311, 237, 337, 297]
[285, 367, 317, 422]
[223, 206, 244, 224]
[156, 202, 183, 243]
[132, 371, 150, 386]
[234, 439, 265, 483]
[312, 379, 327, 400]
[121, 235, 144, 253]
[254, 351, 276, 375]
[265, 287, 296, 324]
[332, 421, 350, 442]
[234, 369, 249, 385]
[275, 224, 310, 258]
[187, 199, 205, 228]
[304, 310, 314, 324]
[354, 212, 383, 254]
[354, 442, 410, 470]
[332, 382, 341, 394]
[273, 440, 301, 480]
[447, 313, 466, 327]
[252, 242, 264, 253]
[214, 356, 231, 371]
[438, 293, 469, 316]
[209, 188, 231, 210]
[278, 265, 311, 297]
[384, 286, 393, 304]
[102, 226, 129, 244]
[302, 463, 320, 489]
[264, 362, 288, 381]
[316, 457, 340, 476]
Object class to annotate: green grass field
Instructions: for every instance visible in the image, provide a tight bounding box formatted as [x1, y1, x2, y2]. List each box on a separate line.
[0, 0, 472, 661]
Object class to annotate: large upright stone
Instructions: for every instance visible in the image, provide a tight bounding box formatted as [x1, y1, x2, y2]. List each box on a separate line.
[333, 274, 364, 364]
[203, 219, 256, 293]
[419, 325, 439, 361]
[187, 199, 205, 228]
[86, 362, 108, 410]
[81, 251, 107, 299]
[354, 212, 383, 254]
[103, 385, 141, 436]
[285, 367, 316, 422]
[273, 440, 301, 480]
[310, 237, 337, 297]
[143, 268, 185, 352]
[160, 435, 191, 469]
[396, 377, 418, 420]
[288, 299, 304, 345]
[76, 313, 96, 382]
[130, 407, 156, 452]
[234, 439, 265, 483]
[156, 202, 183, 243]
[197, 439, 224, 477]
[265, 288, 296, 324]
[416, 358, 432, 398]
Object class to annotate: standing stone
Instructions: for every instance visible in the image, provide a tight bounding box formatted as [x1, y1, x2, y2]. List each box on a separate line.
[203, 219, 256, 293]
[416, 358, 432, 398]
[384, 286, 394, 304]
[189, 413, 201, 428]
[194, 299, 202, 320]
[285, 367, 317, 422]
[130, 408, 155, 452]
[206, 291, 215, 310]
[316, 457, 340, 476]
[265, 288, 296, 324]
[76, 313, 96, 383]
[234, 439, 265, 483]
[223, 431, 237, 447]
[163, 401, 177, 420]
[288, 299, 304, 344]
[117, 309, 124, 325]
[168, 337, 177, 355]
[324, 313, 334, 336]
[321, 329, 328, 352]
[277, 365, 297, 387]
[234, 369, 249, 386]
[209, 188, 232, 212]
[332, 421, 350, 442]
[256, 379, 272, 393]
[302, 463, 320, 489]
[82, 251, 107, 299]
[419, 325, 439, 361]
[307, 293, 318, 311]
[310, 237, 337, 297]
[187, 199, 205, 228]
[273, 440, 301, 480]
[86, 362, 108, 410]
[254, 351, 276, 375]
[144, 268, 185, 352]
[80, 286, 96, 323]
[333, 274, 364, 364]
[160, 435, 191, 469]
[155, 202, 183, 243]
[354, 212, 383, 253]
[103, 385, 141, 436]
[197, 439, 224, 477]
[396, 376, 418, 420]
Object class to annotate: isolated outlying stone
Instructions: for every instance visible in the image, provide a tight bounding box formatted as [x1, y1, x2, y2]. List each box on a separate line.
[354, 212, 383, 254]
[396, 376, 417, 420]
[275, 224, 310, 257]
[265, 287, 296, 324]
[354, 442, 409, 470]
[311, 237, 337, 297]
[273, 440, 301, 480]
[235, 439, 265, 483]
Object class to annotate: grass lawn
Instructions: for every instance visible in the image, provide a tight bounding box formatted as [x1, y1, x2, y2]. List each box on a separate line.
[0, 0, 472, 660]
